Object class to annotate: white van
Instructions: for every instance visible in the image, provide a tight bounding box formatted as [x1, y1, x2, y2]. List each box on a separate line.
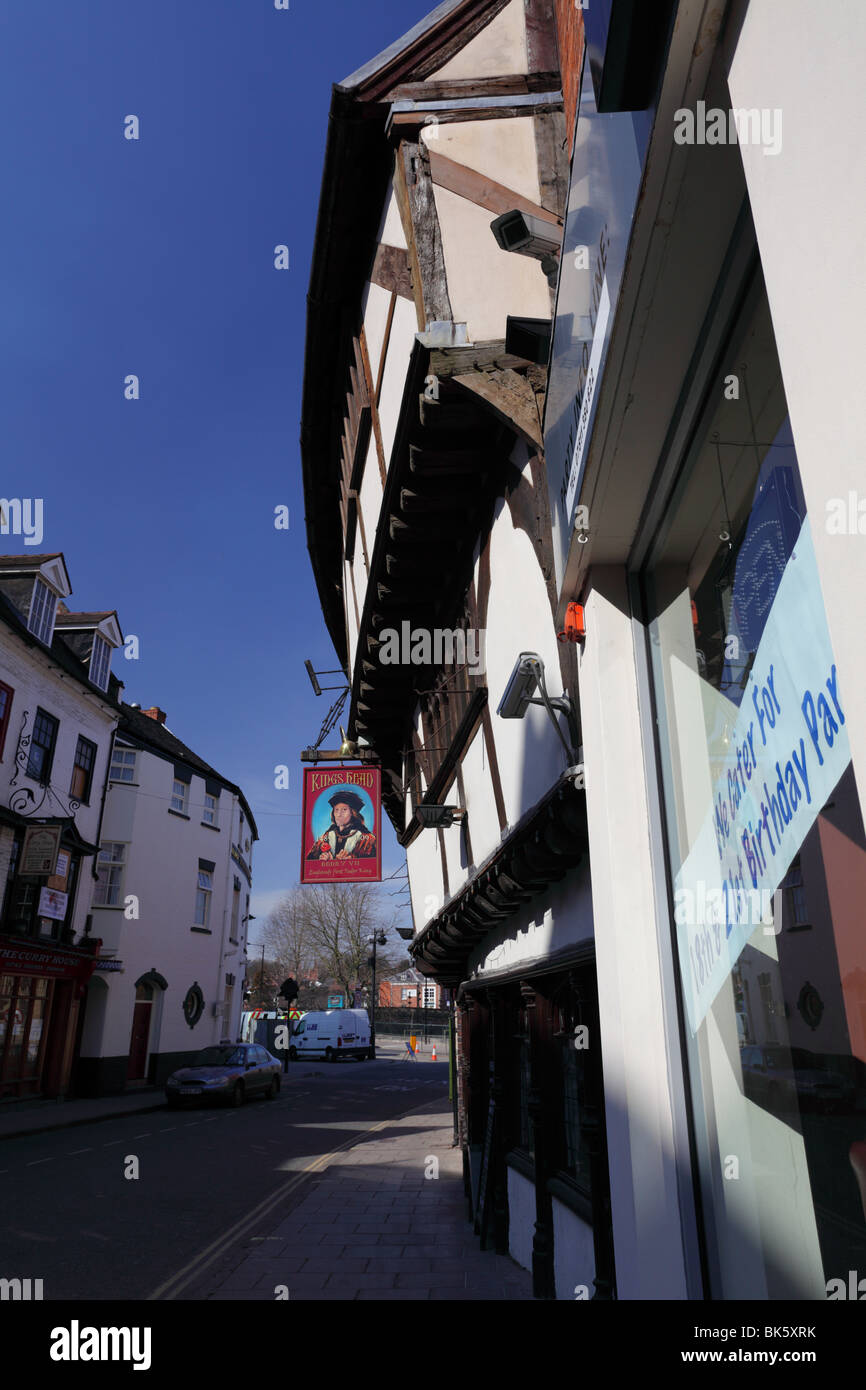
[288, 1009, 370, 1062]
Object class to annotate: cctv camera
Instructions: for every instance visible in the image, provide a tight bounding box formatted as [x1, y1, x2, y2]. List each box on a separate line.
[491, 210, 561, 283]
[491, 210, 561, 260]
[497, 652, 543, 720]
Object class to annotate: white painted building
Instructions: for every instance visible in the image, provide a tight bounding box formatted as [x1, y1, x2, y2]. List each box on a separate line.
[80, 703, 257, 1095]
[303, 0, 866, 1303]
[0, 553, 122, 1100]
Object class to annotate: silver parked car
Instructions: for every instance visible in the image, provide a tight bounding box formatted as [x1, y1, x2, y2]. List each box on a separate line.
[165, 1043, 281, 1108]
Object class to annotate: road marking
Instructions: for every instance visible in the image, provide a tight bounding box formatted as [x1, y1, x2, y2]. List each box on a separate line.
[147, 1112, 400, 1302]
[103, 1141, 123, 1147]
[134, 1133, 151, 1139]
[158, 1128, 176, 1134]
[68, 1148, 93, 1155]
[26, 1157, 52, 1166]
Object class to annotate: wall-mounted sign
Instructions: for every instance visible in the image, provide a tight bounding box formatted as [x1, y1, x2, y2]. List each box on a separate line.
[301, 767, 381, 884]
[38, 887, 68, 921]
[22, 826, 62, 876]
[54, 850, 70, 880]
[93, 959, 124, 973]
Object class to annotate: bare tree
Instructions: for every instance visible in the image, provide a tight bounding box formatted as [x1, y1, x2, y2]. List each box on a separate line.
[259, 890, 319, 983]
[260, 882, 406, 1007]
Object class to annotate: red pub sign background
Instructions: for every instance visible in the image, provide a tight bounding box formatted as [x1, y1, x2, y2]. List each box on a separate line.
[300, 766, 381, 884]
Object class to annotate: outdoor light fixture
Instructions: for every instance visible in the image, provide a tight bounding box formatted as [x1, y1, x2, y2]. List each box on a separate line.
[497, 652, 576, 761]
[416, 804, 466, 830]
[396, 927, 415, 941]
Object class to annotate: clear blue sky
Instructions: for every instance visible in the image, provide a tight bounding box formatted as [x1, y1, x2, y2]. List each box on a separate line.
[1, 0, 433, 940]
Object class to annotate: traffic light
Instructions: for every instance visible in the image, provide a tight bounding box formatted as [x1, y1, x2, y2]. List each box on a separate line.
[280, 978, 299, 1002]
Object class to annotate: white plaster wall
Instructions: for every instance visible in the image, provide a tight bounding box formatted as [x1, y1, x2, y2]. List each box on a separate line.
[361, 279, 395, 390]
[432, 0, 527, 78]
[377, 181, 407, 251]
[434, 185, 552, 342]
[422, 117, 543, 206]
[407, 823, 449, 928]
[728, 1, 866, 828]
[458, 725, 501, 868]
[88, 744, 249, 1064]
[0, 633, 118, 939]
[506, 1165, 535, 1271]
[377, 295, 419, 465]
[484, 486, 569, 827]
[344, 560, 360, 675]
[552, 1198, 596, 1300]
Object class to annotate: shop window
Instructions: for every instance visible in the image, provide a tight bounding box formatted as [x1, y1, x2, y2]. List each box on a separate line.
[644, 266, 866, 1299]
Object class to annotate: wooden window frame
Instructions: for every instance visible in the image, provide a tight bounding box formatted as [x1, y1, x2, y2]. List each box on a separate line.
[26, 707, 58, 784]
[70, 734, 97, 804]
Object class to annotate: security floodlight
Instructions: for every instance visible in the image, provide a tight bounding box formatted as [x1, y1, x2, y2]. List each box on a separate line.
[497, 652, 576, 762]
[415, 805, 467, 830]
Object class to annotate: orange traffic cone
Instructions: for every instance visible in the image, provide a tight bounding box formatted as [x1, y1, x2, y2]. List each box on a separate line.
[432, 1044, 437, 1061]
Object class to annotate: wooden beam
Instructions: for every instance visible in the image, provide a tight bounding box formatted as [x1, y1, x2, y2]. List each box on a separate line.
[392, 152, 428, 332]
[429, 340, 531, 377]
[388, 96, 563, 131]
[370, 242, 414, 300]
[451, 368, 544, 450]
[375, 292, 397, 402]
[396, 140, 453, 326]
[388, 72, 561, 103]
[428, 148, 561, 226]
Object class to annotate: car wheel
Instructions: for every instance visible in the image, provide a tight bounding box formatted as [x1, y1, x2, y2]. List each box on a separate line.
[325, 1047, 335, 1064]
[288, 1046, 297, 1062]
[230, 1082, 244, 1108]
[266, 1076, 279, 1099]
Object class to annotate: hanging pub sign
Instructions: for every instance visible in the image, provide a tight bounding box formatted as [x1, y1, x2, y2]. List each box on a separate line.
[300, 766, 381, 884]
[21, 825, 62, 876]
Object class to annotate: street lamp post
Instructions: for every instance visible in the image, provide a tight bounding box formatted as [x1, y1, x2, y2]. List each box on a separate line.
[368, 930, 386, 1059]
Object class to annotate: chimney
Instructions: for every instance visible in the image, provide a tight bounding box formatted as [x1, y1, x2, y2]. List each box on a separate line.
[141, 706, 167, 725]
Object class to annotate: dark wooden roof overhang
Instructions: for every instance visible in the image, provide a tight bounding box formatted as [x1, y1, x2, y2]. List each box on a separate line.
[347, 338, 533, 829]
[300, 0, 515, 671]
[410, 769, 588, 985]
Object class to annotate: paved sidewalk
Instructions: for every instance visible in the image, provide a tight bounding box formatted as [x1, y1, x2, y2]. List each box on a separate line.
[187, 1098, 534, 1301]
[0, 1087, 164, 1141]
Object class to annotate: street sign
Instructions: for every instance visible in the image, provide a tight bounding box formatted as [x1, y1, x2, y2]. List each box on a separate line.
[327, 994, 344, 1009]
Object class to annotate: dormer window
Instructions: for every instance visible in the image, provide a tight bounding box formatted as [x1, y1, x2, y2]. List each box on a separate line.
[90, 633, 111, 691]
[28, 579, 57, 645]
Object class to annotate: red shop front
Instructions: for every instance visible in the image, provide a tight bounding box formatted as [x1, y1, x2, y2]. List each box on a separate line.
[0, 937, 101, 1100]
